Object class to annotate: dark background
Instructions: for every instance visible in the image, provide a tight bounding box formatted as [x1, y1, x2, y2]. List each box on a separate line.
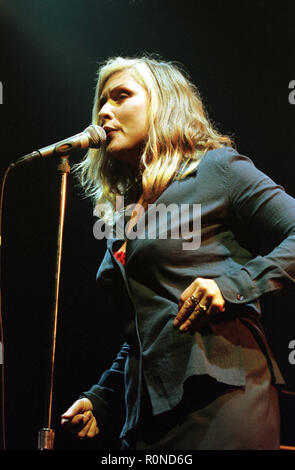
[0, 0, 294, 451]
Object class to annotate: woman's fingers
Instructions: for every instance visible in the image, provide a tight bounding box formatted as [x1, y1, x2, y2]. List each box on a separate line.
[61, 398, 97, 439]
[77, 412, 94, 438]
[178, 297, 209, 331]
[61, 413, 83, 429]
[61, 398, 99, 439]
[86, 416, 100, 438]
[174, 278, 225, 332]
[61, 402, 83, 421]
[174, 292, 199, 327]
[61, 398, 93, 422]
[77, 413, 99, 439]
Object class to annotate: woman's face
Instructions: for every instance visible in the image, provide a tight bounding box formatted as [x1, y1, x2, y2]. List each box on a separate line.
[98, 69, 149, 167]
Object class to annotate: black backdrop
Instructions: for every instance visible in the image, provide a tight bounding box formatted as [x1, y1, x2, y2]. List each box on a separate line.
[0, 0, 294, 451]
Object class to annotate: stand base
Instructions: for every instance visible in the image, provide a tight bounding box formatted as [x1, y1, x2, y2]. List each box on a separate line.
[38, 428, 55, 450]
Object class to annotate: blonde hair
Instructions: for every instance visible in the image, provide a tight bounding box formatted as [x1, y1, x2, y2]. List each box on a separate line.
[73, 54, 234, 223]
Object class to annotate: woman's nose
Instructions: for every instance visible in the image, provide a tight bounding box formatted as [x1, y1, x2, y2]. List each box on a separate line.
[98, 101, 114, 122]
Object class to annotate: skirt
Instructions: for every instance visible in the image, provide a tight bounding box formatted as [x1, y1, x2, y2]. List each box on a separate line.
[122, 323, 281, 450]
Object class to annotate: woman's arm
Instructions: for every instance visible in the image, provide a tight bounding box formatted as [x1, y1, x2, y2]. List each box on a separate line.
[174, 152, 295, 331]
[215, 153, 295, 303]
[61, 342, 130, 437]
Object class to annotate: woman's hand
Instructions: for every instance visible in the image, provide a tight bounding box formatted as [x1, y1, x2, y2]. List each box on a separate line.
[61, 398, 99, 439]
[174, 277, 225, 332]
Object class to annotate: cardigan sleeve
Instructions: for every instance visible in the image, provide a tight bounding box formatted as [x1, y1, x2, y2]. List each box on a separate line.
[214, 153, 295, 304]
[80, 342, 130, 428]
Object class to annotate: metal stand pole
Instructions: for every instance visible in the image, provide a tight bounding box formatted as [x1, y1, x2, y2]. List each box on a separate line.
[38, 155, 70, 450]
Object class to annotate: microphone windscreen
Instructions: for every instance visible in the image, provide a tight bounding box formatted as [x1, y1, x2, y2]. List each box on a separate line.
[85, 125, 106, 148]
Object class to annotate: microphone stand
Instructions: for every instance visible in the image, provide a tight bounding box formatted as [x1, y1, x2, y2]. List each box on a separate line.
[38, 155, 70, 450]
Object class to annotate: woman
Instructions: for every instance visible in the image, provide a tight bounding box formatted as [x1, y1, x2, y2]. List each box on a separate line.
[61, 55, 295, 449]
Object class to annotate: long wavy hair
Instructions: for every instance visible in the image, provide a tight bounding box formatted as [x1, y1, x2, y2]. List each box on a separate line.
[73, 54, 234, 224]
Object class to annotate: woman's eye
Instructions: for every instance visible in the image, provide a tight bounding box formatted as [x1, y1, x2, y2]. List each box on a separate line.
[118, 93, 129, 99]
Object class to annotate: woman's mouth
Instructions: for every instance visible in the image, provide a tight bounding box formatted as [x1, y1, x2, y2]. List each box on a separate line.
[107, 130, 117, 137]
[103, 126, 118, 135]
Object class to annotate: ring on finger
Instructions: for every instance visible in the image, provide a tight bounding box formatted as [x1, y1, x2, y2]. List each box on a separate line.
[190, 294, 198, 305]
[198, 303, 207, 312]
[188, 306, 204, 325]
[192, 304, 207, 317]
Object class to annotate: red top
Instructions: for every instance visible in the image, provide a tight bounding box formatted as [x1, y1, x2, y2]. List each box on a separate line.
[114, 250, 126, 266]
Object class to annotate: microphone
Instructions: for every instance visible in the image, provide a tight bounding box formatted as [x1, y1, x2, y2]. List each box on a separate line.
[11, 125, 106, 167]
